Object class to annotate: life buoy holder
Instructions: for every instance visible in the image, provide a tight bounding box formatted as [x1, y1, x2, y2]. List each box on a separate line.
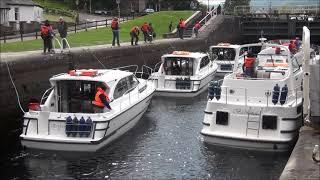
[69, 69, 98, 77]
[172, 51, 190, 55]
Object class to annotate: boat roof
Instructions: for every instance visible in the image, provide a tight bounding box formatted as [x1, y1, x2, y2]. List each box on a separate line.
[210, 43, 240, 49]
[162, 51, 207, 59]
[49, 69, 133, 83]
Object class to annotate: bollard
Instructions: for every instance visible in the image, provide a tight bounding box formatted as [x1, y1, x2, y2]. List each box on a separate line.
[96, 21, 98, 29]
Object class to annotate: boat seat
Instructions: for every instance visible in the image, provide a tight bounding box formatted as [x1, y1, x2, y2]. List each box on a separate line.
[256, 70, 271, 79]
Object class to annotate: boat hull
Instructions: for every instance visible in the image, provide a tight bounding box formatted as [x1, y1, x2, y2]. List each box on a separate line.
[21, 95, 153, 152]
[201, 131, 297, 152]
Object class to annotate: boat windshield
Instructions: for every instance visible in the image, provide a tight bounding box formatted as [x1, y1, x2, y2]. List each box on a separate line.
[257, 54, 289, 68]
[211, 47, 236, 61]
[163, 57, 194, 76]
[56, 80, 115, 113]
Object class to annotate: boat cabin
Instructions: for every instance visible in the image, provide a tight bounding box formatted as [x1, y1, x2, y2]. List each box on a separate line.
[158, 51, 211, 76]
[45, 69, 139, 113]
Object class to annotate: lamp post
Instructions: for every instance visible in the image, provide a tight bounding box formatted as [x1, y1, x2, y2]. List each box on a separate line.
[75, 0, 79, 23]
[116, 0, 120, 19]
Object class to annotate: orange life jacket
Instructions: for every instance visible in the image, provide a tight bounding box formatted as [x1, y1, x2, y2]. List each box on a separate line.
[92, 87, 110, 108]
[131, 27, 139, 34]
[111, 20, 118, 29]
[194, 23, 201, 29]
[40, 25, 50, 36]
[141, 23, 149, 32]
[244, 57, 255, 68]
[179, 21, 186, 28]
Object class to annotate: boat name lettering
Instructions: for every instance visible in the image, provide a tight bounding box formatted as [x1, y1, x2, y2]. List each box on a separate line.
[233, 108, 260, 115]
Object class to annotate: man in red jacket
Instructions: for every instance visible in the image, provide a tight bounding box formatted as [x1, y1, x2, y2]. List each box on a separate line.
[141, 22, 150, 43]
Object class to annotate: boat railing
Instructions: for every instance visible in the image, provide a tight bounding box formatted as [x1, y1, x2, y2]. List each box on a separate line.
[112, 65, 139, 75]
[213, 85, 303, 107]
[40, 87, 54, 104]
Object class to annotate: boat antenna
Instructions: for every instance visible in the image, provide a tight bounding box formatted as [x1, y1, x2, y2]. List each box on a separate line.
[84, 48, 106, 69]
[5, 61, 26, 113]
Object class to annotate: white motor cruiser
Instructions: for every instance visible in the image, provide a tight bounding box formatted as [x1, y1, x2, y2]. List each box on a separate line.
[148, 51, 218, 97]
[209, 43, 241, 75]
[20, 67, 155, 152]
[201, 29, 314, 151]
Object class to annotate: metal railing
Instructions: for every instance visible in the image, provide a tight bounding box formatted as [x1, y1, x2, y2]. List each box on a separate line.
[234, 5, 320, 15]
[40, 87, 54, 105]
[212, 85, 303, 107]
[198, 8, 218, 26]
[52, 37, 71, 53]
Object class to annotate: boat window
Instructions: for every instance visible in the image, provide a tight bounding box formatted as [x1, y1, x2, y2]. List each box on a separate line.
[239, 46, 262, 57]
[126, 75, 139, 92]
[262, 115, 277, 130]
[200, 56, 210, 69]
[113, 77, 129, 99]
[211, 48, 235, 61]
[163, 57, 194, 76]
[57, 80, 110, 113]
[216, 111, 229, 125]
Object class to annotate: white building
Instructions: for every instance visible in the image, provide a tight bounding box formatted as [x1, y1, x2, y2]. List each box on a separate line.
[3, 0, 43, 29]
[0, 1, 10, 26]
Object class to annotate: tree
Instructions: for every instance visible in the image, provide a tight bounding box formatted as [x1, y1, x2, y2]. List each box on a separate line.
[224, 0, 250, 14]
[161, 0, 199, 10]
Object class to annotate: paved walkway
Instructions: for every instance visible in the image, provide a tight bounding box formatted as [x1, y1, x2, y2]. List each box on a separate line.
[280, 126, 320, 180]
[1, 37, 192, 61]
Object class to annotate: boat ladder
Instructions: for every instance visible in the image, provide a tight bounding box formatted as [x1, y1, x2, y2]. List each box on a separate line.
[245, 108, 262, 137]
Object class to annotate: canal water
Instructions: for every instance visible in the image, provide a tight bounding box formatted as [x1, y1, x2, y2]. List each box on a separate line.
[1, 92, 290, 179]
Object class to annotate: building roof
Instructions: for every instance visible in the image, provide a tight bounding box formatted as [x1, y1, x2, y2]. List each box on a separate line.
[5, 0, 43, 8]
[0, 0, 10, 9]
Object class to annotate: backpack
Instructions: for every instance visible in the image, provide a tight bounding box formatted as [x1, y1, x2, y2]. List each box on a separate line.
[41, 26, 49, 36]
[111, 21, 118, 29]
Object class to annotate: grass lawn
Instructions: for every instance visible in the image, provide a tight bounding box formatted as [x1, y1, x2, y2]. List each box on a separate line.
[44, 14, 75, 23]
[1, 11, 194, 53]
[33, 0, 72, 10]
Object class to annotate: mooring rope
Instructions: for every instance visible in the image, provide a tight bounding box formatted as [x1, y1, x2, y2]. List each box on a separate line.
[84, 48, 106, 69]
[5, 61, 26, 113]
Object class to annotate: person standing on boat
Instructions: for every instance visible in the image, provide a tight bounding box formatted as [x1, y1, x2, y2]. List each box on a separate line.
[40, 20, 54, 54]
[92, 85, 112, 113]
[289, 40, 297, 54]
[111, 17, 120, 46]
[57, 16, 68, 49]
[130, 26, 140, 45]
[243, 51, 256, 78]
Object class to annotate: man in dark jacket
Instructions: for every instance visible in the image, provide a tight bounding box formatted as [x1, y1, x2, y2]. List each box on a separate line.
[111, 17, 120, 46]
[57, 17, 68, 49]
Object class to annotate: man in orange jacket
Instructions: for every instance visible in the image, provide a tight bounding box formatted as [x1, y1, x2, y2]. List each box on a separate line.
[130, 26, 140, 45]
[243, 51, 256, 78]
[141, 22, 150, 43]
[92, 84, 112, 113]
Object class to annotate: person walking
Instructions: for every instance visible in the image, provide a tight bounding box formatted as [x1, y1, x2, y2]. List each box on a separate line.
[111, 17, 120, 46]
[57, 16, 68, 49]
[168, 21, 173, 32]
[130, 26, 140, 45]
[217, 4, 222, 15]
[148, 23, 155, 43]
[141, 22, 150, 43]
[92, 84, 112, 113]
[177, 18, 186, 39]
[193, 21, 201, 38]
[40, 20, 54, 54]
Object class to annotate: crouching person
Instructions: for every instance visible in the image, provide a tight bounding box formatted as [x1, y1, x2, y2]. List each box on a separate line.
[92, 84, 112, 113]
